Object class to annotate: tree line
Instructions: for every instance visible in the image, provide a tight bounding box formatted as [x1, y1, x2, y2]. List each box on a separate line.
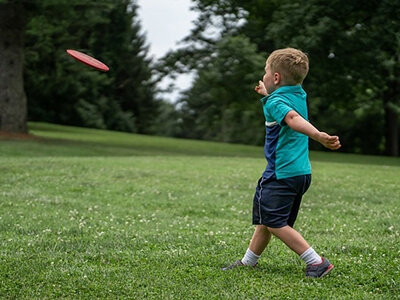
[160, 0, 400, 156]
[0, 0, 399, 156]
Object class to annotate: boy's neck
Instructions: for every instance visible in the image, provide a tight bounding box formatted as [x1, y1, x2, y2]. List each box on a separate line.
[268, 84, 302, 95]
[275, 83, 301, 91]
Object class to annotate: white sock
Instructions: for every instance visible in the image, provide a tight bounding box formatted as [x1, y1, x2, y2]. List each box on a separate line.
[241, 248, 261, 266]
[300, 247, 322, 265]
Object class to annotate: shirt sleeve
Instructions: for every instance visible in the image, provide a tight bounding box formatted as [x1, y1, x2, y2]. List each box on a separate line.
[266, 98, 293, 126]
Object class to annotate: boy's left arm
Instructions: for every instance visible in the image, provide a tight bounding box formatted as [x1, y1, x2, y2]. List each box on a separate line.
[284, 110, 341, 150]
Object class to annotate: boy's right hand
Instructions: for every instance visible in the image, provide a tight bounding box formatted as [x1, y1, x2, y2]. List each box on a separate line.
[316, 132, 341, 150]
[255, 80, 268, 96]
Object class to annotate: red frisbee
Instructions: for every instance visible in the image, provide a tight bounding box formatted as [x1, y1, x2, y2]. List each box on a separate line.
[67, 49, 109, 71]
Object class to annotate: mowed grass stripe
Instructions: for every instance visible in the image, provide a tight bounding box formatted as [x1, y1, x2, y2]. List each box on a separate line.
[1, 122, 399, 168]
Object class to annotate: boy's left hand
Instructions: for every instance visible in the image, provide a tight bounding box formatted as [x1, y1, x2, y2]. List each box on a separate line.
[316, 132, 341, 150]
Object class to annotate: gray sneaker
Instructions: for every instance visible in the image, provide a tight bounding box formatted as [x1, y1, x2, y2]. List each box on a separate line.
[305, 257, 334, 278]
[222, 260, 257, 270]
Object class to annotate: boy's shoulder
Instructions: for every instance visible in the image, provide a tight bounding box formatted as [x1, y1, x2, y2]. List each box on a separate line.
[261, 85, 306, 105]
[273, 85, 306, 98]
[273, 86, 306, 105]
[262, 85, 308, 122]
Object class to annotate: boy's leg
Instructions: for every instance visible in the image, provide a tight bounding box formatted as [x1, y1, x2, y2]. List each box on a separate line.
[268, 225, 334, 277]
[268, 225, 326, 265]
[241, 225, 271, 266]
[222, 225, 271, 269]
[249, 225, 272, 255]
[267, 225, 309, 255]
[267, 225, 335, 277]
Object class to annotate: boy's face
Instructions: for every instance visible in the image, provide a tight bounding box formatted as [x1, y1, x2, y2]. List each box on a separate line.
[263, 63, 280, 94]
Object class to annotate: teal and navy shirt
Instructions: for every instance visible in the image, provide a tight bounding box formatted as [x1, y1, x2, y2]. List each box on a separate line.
[260, 85, 311, 180]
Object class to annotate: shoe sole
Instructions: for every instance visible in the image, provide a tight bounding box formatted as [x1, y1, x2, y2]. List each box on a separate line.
[320, 264, 334, 278]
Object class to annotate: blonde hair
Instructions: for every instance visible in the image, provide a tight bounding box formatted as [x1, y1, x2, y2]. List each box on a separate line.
[266, 48, 309, 85]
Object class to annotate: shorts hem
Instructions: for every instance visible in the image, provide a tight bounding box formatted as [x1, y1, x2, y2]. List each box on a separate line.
[251, 221, 288, 228]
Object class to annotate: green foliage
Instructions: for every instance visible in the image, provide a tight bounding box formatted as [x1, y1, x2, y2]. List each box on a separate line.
[153, 101, 183, 137]
[0, 123, 399, 298]
[178, 35, 265, 144]
[256, 0, 400, 155]
[161, 0, 400, 156]
[23, 0, 157, 134]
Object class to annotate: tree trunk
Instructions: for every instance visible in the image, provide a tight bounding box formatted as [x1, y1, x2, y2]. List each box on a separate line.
[384, 105, 399, 157]
[220, 104, 226, 143]
[0, 1, 28, 133]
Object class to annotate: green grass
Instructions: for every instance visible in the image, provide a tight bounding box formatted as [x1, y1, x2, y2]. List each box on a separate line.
[1, 122, 399, 299]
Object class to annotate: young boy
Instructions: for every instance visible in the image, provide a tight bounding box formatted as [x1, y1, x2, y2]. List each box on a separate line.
[222, 48, 341, 278]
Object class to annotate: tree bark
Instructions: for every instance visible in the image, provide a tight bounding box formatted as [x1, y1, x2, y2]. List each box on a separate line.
[384, 105, 399, 157]
[0, 1, 28, 133]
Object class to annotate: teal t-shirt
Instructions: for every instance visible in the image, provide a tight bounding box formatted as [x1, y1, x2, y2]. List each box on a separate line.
[260, 85, 311, 179]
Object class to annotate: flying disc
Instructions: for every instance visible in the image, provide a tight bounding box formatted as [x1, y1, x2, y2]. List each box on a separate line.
[66, 49, 109, 71]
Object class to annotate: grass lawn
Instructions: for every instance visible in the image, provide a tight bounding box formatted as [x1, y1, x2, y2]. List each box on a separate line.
[1, 122, 399, 299]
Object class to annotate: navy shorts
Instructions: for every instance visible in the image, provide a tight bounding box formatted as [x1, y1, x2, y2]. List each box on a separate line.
[252, 174, 311, 228]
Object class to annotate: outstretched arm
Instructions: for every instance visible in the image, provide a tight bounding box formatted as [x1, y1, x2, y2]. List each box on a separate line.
[284, 110, 341, 150]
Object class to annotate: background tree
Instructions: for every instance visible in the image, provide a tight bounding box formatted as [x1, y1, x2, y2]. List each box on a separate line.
[1, 0, 158, 134]
[159, 1, 267, 144]
[161, 0, 400, 156]
[178, 35, 265, 144]
[0, 0, 27, 133]
[256, 0, 400, 156]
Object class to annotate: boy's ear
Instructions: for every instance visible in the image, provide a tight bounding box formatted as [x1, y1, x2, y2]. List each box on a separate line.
[273, 72, 281, 85]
